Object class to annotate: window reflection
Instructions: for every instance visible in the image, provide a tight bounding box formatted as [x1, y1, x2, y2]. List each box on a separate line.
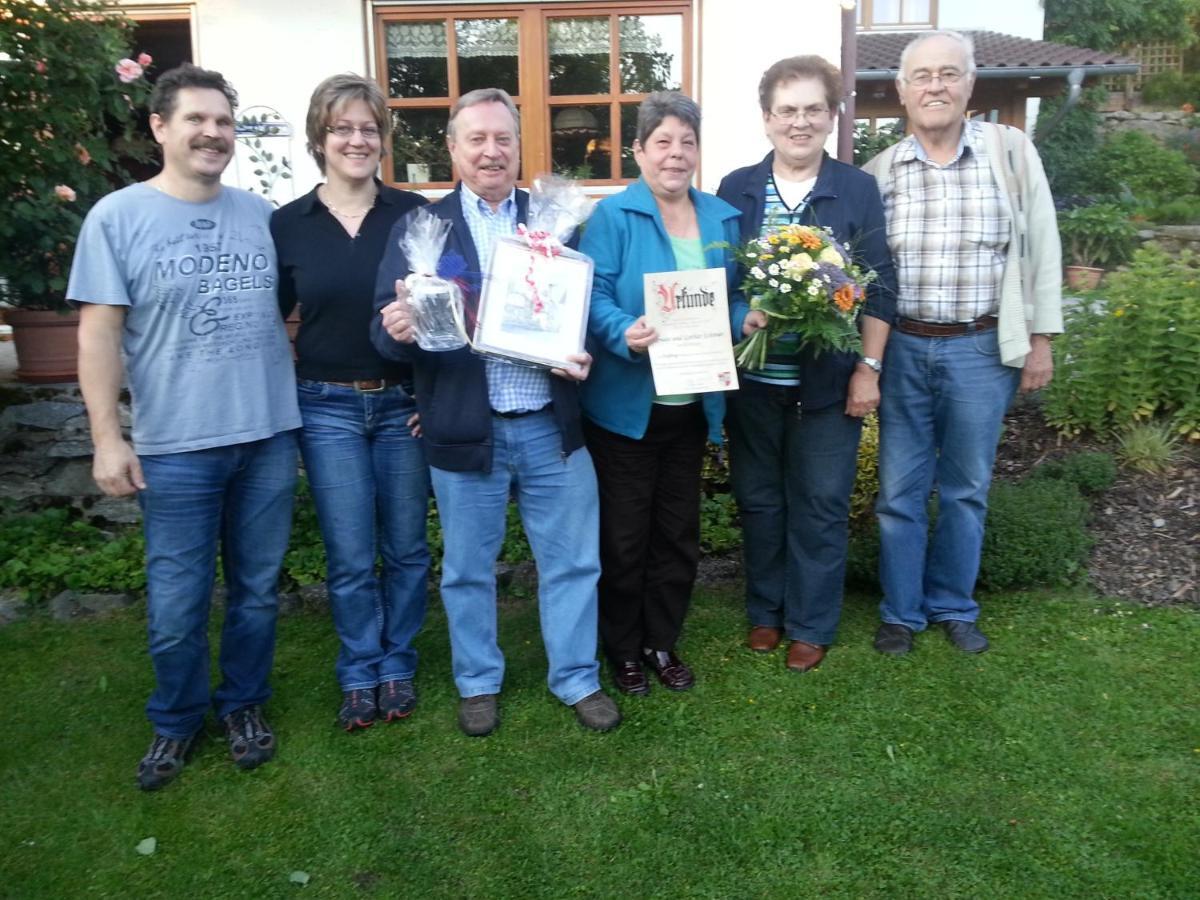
[456, 18, 519, 95]
[390, 108, 452, 183]
[551, 105, 611, 180]
[619, 15, 681, 93]
[548, 17, 610, 95]
[386, 21, 449, 97]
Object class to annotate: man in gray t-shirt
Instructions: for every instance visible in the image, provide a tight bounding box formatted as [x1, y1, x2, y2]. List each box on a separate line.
[68, 64, 300, 792]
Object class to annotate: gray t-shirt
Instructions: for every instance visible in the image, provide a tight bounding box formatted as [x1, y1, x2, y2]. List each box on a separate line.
[67, 183, 300, 455]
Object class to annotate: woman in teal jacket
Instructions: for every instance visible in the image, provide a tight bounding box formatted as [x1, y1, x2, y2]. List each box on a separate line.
[579, 91, 743, 697]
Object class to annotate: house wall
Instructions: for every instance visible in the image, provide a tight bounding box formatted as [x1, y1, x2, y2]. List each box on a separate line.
[119, 0, 842, 195]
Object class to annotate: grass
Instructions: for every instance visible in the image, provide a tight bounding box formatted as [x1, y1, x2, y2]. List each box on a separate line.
[1, 588, 1197, 899]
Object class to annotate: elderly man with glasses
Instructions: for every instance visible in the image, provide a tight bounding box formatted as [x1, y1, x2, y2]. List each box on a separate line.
[862, 31, 1063, 657]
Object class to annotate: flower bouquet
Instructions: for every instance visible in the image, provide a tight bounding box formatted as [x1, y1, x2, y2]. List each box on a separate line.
[727, 223, 874, 371]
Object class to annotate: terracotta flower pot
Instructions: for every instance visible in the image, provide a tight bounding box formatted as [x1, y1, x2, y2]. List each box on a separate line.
[6, 308, 80, 384]
[1064, 265, 1104, 291]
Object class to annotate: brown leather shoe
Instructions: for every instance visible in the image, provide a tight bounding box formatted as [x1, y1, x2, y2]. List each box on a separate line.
[747, 626, 783, 652]
[785, 640, 826, 673]
[612, 660, 649, 696]
[642, 650, 695, 691]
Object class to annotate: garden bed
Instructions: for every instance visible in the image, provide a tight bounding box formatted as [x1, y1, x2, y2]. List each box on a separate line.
[995, 399, 1198, 607]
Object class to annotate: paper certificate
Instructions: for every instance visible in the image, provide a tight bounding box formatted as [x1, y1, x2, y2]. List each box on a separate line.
[643, 267, 739, 395]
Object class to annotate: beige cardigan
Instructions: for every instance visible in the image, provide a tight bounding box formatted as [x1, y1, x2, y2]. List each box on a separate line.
[862, 122, 1063, 368]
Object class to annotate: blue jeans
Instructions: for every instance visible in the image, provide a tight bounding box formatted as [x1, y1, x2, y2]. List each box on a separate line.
[875, 328, 1019, 631]
[429, 410, 602, 706]
[297, 381, 431, 691]
[138, 431, 298, 739]
[727, 382, 862, 646]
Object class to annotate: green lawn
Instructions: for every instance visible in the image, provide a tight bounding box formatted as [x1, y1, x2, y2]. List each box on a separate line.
[1, 588, 1197, 898]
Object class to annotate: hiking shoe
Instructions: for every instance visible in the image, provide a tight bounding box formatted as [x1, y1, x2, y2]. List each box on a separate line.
[222, 704, 276, 770]
[873, 622, 915, 656]
[573, 690, 621, 732]
[378, 680, 416, 722]
[942, 620, 990, 654]
[136, 731, 199, 792]
[458, 694, 499, 737]
[337, 688, 378, 732]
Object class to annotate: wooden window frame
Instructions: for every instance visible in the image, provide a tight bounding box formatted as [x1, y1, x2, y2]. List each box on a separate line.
[372, 1, 692, 190]
[856, 0, 937, 32]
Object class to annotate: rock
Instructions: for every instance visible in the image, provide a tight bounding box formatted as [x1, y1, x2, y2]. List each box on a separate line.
[278, 592, 303, 616]
[42, 460, 103, 497]
[86, 496, 142, 525]
[49, 590, 134, 620]
[298, 582, 329, 610]
[0, 455, 58, 479]
[56, 414, 92, 438]
[0, 591, 29, 626]
[0, 479, 42, 503]
[9, 401, 85, 431]
[49, 439, 94, 459]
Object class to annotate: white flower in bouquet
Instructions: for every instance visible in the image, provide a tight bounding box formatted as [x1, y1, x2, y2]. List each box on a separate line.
[784, 253, 816, 277]
[780, 282, 792, 293]
[750, 265, 766, 280]
[819, 245, 846, 268]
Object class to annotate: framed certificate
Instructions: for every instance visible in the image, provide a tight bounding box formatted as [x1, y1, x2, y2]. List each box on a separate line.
[473, 235, 594, 370]
[643, 267, 739, 394]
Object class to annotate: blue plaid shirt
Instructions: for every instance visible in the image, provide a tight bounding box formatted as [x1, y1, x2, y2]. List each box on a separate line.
[460, 182, 553, 413]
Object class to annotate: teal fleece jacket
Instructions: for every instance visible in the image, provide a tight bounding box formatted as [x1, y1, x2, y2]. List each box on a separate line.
[578, 177, 744, 443]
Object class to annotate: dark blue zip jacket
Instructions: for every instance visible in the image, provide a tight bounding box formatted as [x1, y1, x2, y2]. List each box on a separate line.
[716, 151, 898, 410]
[370, 185, 585, 473]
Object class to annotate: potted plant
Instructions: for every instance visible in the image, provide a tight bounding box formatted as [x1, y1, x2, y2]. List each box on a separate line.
[0, 0, 153, 382]
[1057, 202, 1138, 291]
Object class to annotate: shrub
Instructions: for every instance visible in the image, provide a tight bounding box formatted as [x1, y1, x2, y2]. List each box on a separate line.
[1030, 451, 1117, 494]
[1143, 196, 1200, 225]
[1116, 422, 1182, 473]
[845, 476, 1095, 592]
[1043, 246, 1200, 441]
[854, 120, 905, 166]
[1057, 203, 1138, 269]
[849, 413, 880, 527]
[0, 506, 145, 601]
[1084, 131, 1198, 206]
[1140, 71, 1200, 108]
[1034, 90, 1104, 202]
[977, 479, 1093, 590]
[700, 492, 741, 554]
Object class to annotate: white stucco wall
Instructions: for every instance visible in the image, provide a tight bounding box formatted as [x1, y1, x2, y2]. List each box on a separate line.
[697, 0, 843, 189]
[938, 0, 1044, 39]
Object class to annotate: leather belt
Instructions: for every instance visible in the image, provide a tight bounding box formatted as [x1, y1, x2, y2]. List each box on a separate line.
[897, 315, 998, 337]
[492, 405, 549, 419]
[323, 379, 394, 392]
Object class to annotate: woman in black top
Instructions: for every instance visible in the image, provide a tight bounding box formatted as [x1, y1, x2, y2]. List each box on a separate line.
[271, 74, 429, 731]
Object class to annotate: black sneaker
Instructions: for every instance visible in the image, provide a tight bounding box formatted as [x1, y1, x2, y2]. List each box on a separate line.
[873, 622, 915, 656]
[378, 680, 416, 722]
[136, 731, 199, 791]
[337, 689, 378, 732]
[222, 705, 276, 769]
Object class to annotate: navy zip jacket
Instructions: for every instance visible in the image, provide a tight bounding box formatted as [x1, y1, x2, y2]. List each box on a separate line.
[716, 151, 898, 411]
[370, 185, 585, 474]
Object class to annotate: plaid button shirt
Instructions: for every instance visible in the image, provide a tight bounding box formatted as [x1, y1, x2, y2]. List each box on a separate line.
[460, 183, 553, 413]
[879, 120, 1011, 323]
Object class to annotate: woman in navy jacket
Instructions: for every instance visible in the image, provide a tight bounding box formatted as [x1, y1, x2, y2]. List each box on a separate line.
[716, 56, 897, 673]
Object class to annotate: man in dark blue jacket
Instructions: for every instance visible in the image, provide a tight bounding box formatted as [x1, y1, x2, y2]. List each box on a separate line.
[371, 88, 619, 737]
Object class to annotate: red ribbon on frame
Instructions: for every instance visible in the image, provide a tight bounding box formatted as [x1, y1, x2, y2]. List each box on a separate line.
[516, 224, 563, 315]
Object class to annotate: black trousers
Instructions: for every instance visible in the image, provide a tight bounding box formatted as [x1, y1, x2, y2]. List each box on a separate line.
[583, 403, 707, 663]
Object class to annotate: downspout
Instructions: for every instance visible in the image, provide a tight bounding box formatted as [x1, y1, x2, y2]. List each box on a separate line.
[1034, 66, 1085, 143]
[838, 1, 857, 163]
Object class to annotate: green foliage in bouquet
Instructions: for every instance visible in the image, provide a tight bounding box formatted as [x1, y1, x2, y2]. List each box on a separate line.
[1043, 247, 1200, 442]
[724, 223, 874, 371]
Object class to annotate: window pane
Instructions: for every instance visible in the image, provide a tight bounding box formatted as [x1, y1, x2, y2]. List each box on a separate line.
[385, 21, 449, 97]
[550, 105, 611, 180]
[871, 0, 901, 24]
[904, 0, 931, 23]
[391, 108, 452, 182]
[456, 18, 519, 95]
[619, 103, 639, 178]
[619, 15, 681, 93]
[548, 16, 610, 96]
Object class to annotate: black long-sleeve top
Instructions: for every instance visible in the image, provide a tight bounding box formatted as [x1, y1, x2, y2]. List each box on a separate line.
[271, 183, 426, 382]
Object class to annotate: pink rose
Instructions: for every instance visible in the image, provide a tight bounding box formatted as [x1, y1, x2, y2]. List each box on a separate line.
[137, 52, 153, 67]
[34, 60, 47, 74]
[114, 58, 144, 83]
[76, 144, 91, 165]
[54, 185, 77, 202]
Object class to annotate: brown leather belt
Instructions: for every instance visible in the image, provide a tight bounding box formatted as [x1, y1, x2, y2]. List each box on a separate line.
[897, 315, 998, 337]
[323, 379, 394, 392]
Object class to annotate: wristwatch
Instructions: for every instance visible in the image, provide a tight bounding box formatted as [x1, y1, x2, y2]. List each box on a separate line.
[858, 356, 883, 374]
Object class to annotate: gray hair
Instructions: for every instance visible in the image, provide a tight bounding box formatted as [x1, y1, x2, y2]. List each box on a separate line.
[447, 88, 520, 141]
[635, 91, 701, 146]
[897, 30, 977, 82]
